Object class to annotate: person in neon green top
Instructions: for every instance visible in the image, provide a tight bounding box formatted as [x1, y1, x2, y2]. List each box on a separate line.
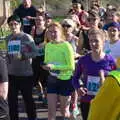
[42, 22, 75, 120]
[44, 40, 75, 80]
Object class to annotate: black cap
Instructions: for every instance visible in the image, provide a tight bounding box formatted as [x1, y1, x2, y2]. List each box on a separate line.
[45, 13, 53, 19]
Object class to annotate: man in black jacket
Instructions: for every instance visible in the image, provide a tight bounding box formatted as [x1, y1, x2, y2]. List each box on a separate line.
[14, 0, 37, 34]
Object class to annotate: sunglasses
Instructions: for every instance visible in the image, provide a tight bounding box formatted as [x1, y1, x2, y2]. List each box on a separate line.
[62, 24, 71, 28]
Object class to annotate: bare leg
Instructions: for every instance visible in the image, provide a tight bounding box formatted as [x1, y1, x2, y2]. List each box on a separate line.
[47, 94, 57, 120]
[59, 95, 71, 118]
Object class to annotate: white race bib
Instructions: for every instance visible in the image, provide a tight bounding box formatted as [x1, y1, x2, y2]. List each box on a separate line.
[23, 18, 30, 26]
[87, 75, 100, 95]
[8, 40, 21, 54]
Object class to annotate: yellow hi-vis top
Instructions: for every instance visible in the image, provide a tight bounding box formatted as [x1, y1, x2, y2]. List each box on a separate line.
[88, 70, 120, 120]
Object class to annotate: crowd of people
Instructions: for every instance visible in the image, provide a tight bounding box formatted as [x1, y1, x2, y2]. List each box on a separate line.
[0, 0, 120, 120]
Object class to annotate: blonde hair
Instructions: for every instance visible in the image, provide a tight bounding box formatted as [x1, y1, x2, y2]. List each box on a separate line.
[44, 22, 66, 43]
[88, 28, 106, 41]
[61, 18, 77, 29]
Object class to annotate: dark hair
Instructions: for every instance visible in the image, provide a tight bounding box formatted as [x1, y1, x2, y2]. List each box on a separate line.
[72, 0, 80, 4]
[7, 14, 21, 24]
[88, 10, 100, 18]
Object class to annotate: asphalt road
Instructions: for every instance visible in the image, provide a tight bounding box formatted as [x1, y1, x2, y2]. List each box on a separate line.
[18, 87, 83, 120]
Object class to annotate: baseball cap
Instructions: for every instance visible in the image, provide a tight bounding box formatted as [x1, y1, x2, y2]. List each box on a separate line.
[45, 13, 53, 19]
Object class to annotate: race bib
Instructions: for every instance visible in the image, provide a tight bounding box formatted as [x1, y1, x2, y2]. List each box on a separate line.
[8, 40, 21, 54]
[23, 18, 30, 26]
[87, 75, 100, 96]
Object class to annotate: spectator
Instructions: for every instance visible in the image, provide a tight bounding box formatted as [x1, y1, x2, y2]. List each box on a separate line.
[14, 0, 37, 34]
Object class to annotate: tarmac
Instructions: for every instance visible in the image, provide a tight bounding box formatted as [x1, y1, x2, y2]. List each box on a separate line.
[18, 87, 83, 120]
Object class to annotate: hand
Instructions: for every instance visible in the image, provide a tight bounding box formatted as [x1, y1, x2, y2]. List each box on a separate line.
[77, 87, 88, 96]
[42, 64, 53, 71]
[26, 16, 34, 20]
[0, 82, 8, 100]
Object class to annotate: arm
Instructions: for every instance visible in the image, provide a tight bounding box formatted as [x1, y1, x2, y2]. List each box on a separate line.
[21, 34, 40, 59]
[108, 55, 117, 71]
[72, 59, 88, 96]
[77, 31, 84, 54]
[72, 59, 82, 89]
[30, 26, 35, 37]
[99, 70, 105, 85]
[0, 58, 8, 100]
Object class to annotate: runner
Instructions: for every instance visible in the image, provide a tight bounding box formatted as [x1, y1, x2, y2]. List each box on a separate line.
[104, 22, 120, 68]
[72, 28, 116, 120]
[42, 22, 75, 120]
[61, 18, 80, 119]
[71, 1, 89, 29]
[7, 14, 38, 120]
[31, 15, 49, 105]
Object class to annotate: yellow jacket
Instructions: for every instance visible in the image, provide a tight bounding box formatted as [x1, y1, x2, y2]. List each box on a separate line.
[88, 70, 120, 120]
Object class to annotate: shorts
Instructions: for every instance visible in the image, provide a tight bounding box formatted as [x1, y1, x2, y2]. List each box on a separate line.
[47, 75, 74, 96]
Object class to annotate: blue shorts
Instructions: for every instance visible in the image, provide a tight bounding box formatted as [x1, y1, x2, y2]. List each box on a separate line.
[47, 75, 74, 96]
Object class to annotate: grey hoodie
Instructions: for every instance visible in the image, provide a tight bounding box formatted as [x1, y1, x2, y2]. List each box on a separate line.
[6, 32, 40, 76]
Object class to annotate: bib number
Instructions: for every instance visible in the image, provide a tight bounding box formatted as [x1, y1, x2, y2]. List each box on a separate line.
[87, 75, 100, 95]
[23, 18, 30, 26]
[8, 40, 21, 55]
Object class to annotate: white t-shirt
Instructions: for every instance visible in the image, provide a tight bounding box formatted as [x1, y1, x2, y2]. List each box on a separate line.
[104, 40, 120, 59]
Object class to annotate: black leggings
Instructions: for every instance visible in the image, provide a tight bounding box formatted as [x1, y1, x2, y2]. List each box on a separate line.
[8, 75, 36, 120]
[80, 102, 90, 120]
[32, 56, 49, 87]
[0, 97, 10, 120]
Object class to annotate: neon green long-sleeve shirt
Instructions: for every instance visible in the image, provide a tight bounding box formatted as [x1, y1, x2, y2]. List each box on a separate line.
[44, 41, 75, 80]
